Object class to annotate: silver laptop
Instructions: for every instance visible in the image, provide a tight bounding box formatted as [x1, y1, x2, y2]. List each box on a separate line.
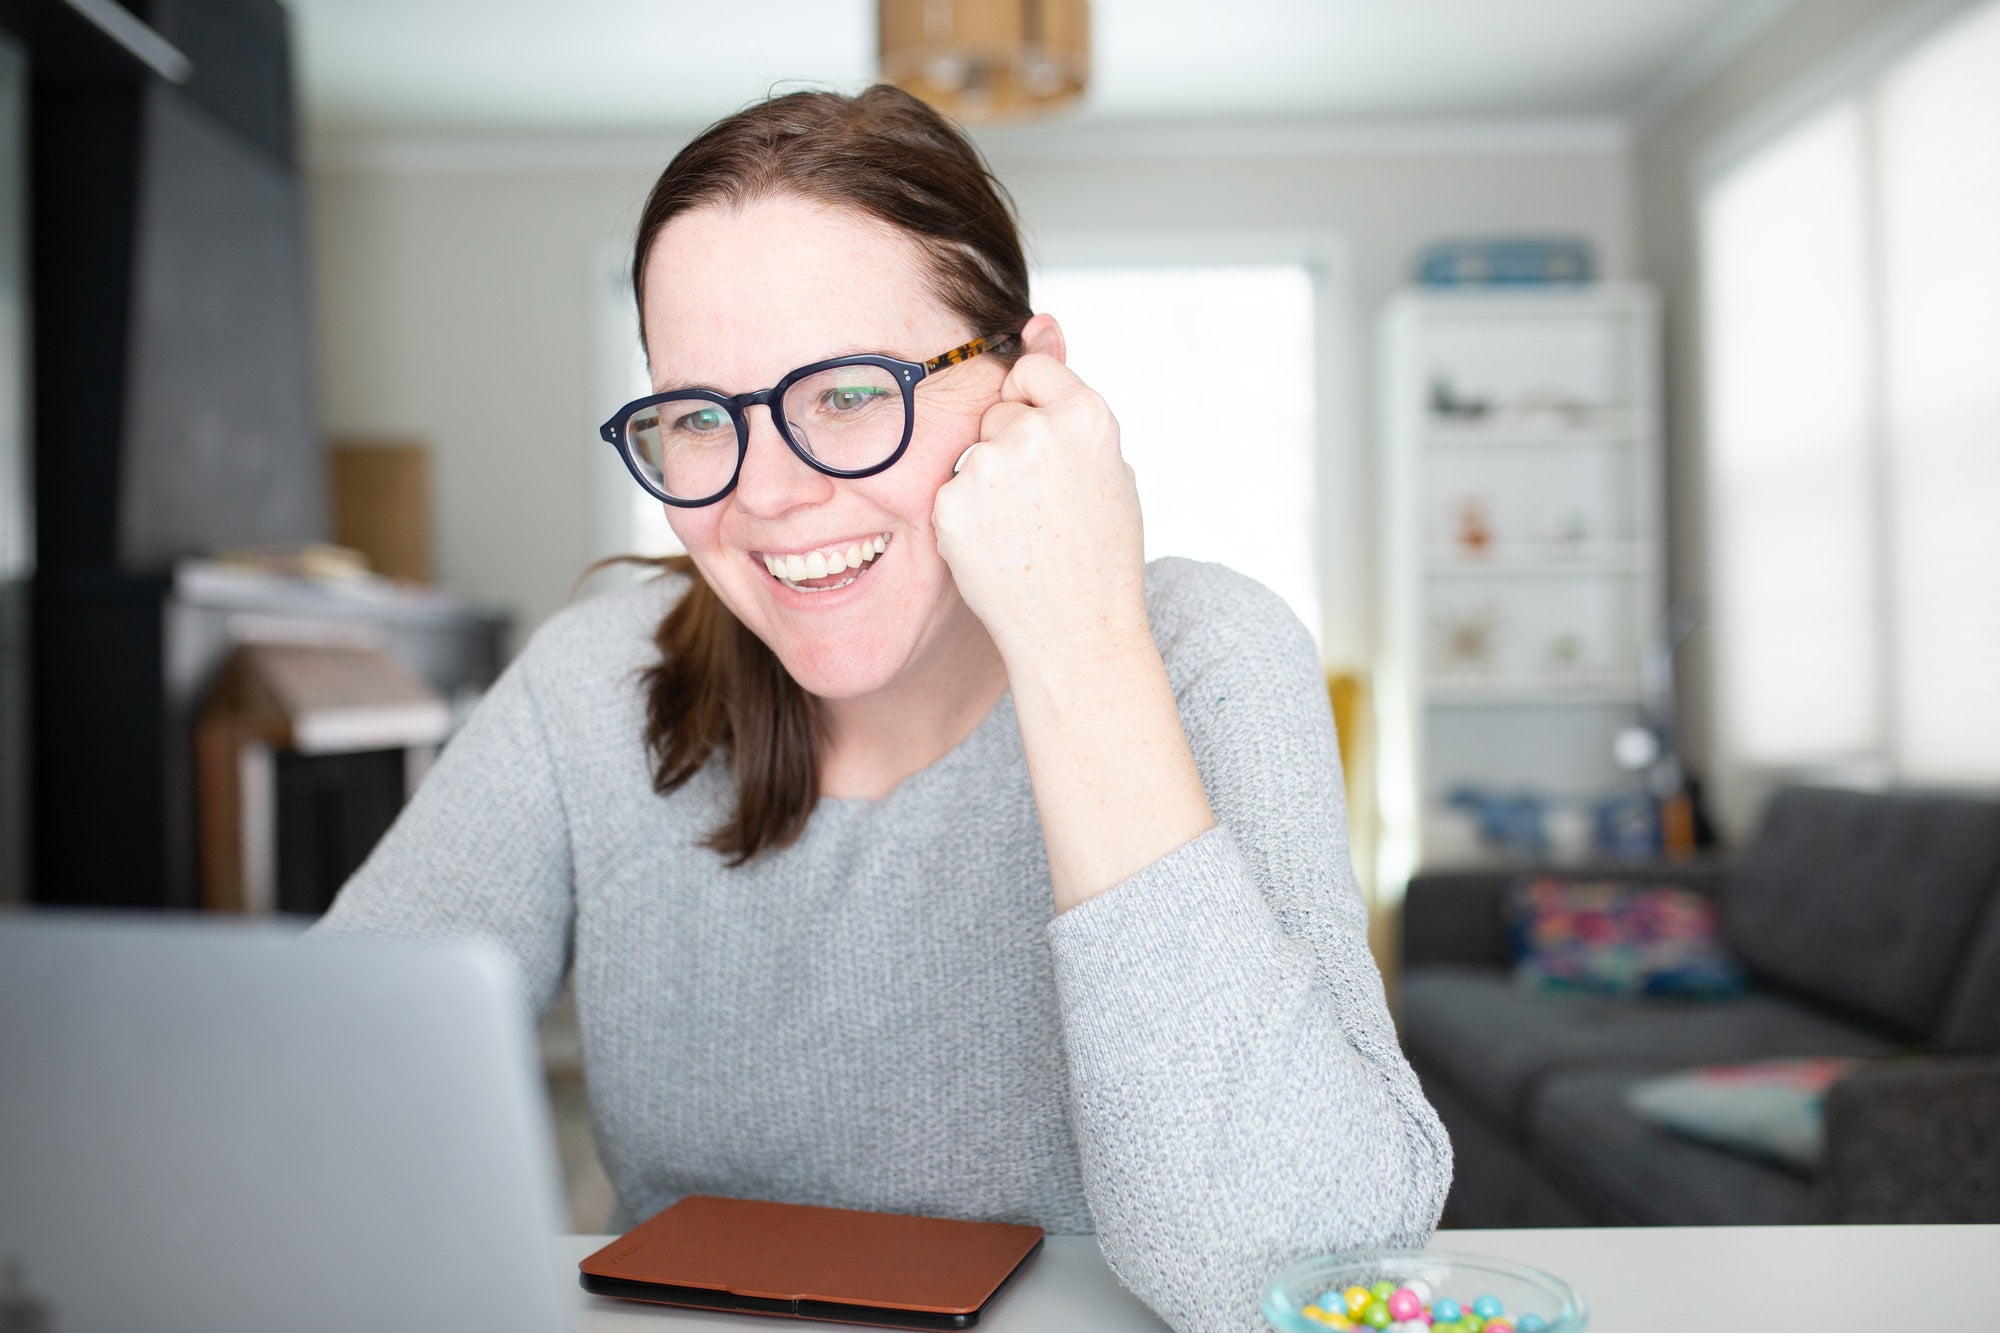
[0, 912, 575, 1332]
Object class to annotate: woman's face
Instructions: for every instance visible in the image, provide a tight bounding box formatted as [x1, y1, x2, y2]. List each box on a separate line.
[640, 194, 1008, 702]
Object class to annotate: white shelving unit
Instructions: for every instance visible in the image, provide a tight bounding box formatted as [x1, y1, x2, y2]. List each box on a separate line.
[1377, 283, 1663, 885]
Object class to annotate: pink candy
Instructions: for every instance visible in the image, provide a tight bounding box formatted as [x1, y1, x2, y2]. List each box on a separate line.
[1388, 1289, 1423, 1321]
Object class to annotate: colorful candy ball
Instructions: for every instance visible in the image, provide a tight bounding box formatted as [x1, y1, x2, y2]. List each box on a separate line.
[1295, 1271, 1558, 1333]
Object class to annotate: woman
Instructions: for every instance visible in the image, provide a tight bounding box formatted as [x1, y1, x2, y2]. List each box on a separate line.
[319, 85, 1449, 1333]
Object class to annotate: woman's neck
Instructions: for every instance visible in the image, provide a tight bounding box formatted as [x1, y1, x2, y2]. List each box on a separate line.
[815, 616, 1010, 802]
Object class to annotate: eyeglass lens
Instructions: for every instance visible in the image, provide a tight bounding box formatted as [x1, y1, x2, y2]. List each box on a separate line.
[625, 362, 907, 502]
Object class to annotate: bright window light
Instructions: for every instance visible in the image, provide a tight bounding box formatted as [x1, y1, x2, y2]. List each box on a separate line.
[1701, 101, 1879, 766]
[1877, 0, 2000, 782]
[1031, 266, 1321, 643]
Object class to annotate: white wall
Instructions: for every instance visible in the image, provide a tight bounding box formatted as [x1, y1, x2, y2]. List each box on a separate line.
[308, 124, 1633, 659]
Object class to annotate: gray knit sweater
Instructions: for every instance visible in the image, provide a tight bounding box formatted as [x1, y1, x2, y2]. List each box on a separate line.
[316, 557, 1451, 1333]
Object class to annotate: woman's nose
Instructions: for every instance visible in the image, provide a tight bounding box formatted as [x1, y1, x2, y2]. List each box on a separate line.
[731, 405, 835, 517]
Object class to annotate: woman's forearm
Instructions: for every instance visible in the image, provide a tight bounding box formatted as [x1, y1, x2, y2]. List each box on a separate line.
[1004, 624, 1216, 914]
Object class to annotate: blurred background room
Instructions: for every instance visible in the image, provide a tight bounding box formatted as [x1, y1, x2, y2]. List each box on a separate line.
[2, 0, 1996, 1232]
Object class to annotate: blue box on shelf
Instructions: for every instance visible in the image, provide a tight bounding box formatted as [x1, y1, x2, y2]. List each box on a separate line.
[1415, 237, 1596, 287]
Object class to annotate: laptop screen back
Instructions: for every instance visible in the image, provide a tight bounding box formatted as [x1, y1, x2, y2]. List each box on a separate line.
[0, 913, 572, 1333]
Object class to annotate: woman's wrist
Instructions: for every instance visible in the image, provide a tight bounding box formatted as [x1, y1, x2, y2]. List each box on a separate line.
[1003, 621, 1217, 913]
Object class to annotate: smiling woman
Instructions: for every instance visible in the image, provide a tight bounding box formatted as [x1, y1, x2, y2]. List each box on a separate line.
[314, 84, 1450, 1333]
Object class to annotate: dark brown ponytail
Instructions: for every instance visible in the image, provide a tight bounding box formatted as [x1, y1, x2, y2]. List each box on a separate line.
[630, 86, 1032, 864]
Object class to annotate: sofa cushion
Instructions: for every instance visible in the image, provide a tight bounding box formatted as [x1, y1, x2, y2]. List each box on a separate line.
[1400, 965, 1899, 1126]
[1625, 1056, 1857, 1171]
[1528, 1069, 1818, 1225]
[1507, 876, 1747, 998]
[1935, 897, 2000, 1053]
[1724, 787, 2000, 1036]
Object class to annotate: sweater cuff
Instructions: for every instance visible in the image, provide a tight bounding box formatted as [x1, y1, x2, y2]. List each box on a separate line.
[1046, 824, 1301, 1042]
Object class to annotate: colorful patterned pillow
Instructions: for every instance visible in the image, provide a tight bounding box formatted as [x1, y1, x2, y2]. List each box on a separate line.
[1506, 876, 1748, 998]
[1626, 1057, 1859, 1172]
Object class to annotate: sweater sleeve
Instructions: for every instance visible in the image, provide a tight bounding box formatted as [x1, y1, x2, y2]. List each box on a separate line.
[310, 639, 576, 1027]
[1045, 562, 1452, 1333]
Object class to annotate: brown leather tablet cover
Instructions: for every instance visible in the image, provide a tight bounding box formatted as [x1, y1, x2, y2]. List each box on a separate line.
[579, 1194, 1044, 1319]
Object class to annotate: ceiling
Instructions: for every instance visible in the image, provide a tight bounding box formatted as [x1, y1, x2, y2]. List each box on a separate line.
[285, 0, 1800, 137]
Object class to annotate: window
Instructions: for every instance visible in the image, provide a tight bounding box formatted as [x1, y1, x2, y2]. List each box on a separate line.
[1032, 264, 1322, 643]
[1701, 0, 2000, 786]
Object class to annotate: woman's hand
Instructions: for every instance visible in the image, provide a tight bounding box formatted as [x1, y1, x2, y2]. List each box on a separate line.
[933, 315, 1215, 912]
[932, 316, 1151, 674]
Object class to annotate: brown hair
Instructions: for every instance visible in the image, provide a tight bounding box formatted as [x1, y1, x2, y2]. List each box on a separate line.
[632, 85, 1032, 864]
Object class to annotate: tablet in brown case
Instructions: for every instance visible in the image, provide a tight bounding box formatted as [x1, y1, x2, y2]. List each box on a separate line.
[577, 1194, 1045, 1329]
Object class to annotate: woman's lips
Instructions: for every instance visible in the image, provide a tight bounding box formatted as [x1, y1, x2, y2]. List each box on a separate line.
[756, 532, 891, 591]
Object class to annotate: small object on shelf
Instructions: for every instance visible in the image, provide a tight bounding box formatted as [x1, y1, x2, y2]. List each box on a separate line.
[1592, 788, 1661, 860]
[1413, 236, 1597, 287]
[1435, 604, 1502, 672]
[1453, 496, 1495, 558]
[1429, 373, 1491, 420]
[1547, 510, 1592, 549]
[1499, 386, 1594, 430]
[1545, 632, 1586, 671]
[1446, 784, 1549, 857]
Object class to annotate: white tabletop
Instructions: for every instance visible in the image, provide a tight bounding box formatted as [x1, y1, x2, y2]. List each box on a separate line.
[557, 1224, 2000, 1331]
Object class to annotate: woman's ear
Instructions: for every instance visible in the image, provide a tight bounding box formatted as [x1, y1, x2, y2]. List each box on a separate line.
[1018, 312, 1067, 364]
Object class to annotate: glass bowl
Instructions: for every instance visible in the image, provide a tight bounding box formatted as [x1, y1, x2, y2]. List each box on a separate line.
[1262, 1248, 1587, 1333]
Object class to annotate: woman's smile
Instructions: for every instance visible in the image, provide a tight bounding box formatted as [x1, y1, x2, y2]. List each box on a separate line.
[754, 532, 892, 593]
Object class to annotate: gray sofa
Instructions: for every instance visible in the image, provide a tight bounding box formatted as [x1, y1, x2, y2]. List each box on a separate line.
[1398, 786, 2000, 1227]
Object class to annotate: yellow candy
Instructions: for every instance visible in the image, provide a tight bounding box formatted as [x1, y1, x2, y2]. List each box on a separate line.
[1302, 1310, 1356, 1331]
[1343, 1286, 1373, 1318]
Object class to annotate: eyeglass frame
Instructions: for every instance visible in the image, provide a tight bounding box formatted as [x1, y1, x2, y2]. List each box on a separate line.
[599, 332, 1019, 508]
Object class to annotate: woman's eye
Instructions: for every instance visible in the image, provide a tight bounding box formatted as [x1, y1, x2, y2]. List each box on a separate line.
[820, 387, 889, 413]
[671, 407, 729, 435]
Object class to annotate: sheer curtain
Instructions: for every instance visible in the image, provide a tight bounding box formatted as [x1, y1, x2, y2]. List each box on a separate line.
[1701, 0, 2000, 786]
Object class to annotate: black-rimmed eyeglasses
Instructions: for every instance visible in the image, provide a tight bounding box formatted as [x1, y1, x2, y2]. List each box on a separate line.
[599, 333, 1017, 508]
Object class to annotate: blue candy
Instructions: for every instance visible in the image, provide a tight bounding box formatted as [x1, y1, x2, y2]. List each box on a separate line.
[1473, 1295, 1503, 1320]
[1516, 1315, 1548, 1333]
[1433, 1299, 1463, 1322]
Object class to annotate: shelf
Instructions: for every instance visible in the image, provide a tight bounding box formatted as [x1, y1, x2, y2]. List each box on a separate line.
[1425, 424, 1636, 448]
[1425, 675, 1641, 706]
[1426, 546, 1648, 577]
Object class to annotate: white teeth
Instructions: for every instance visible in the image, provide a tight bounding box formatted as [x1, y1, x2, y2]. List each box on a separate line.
[760, 535, 890, 585]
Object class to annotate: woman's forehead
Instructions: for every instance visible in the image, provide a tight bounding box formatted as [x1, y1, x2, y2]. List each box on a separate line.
[641, 196, 945, 385]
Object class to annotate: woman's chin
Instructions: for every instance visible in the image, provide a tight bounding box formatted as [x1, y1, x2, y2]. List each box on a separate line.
[769, 639, 908, 703]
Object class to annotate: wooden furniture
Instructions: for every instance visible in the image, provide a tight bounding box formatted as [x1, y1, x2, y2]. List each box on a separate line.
[196, 637, 451, 914]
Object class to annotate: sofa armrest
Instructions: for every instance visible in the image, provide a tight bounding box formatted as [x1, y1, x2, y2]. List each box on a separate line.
[1400, 862, 1728, 970]
[1820, 1056, 2000, 1223]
